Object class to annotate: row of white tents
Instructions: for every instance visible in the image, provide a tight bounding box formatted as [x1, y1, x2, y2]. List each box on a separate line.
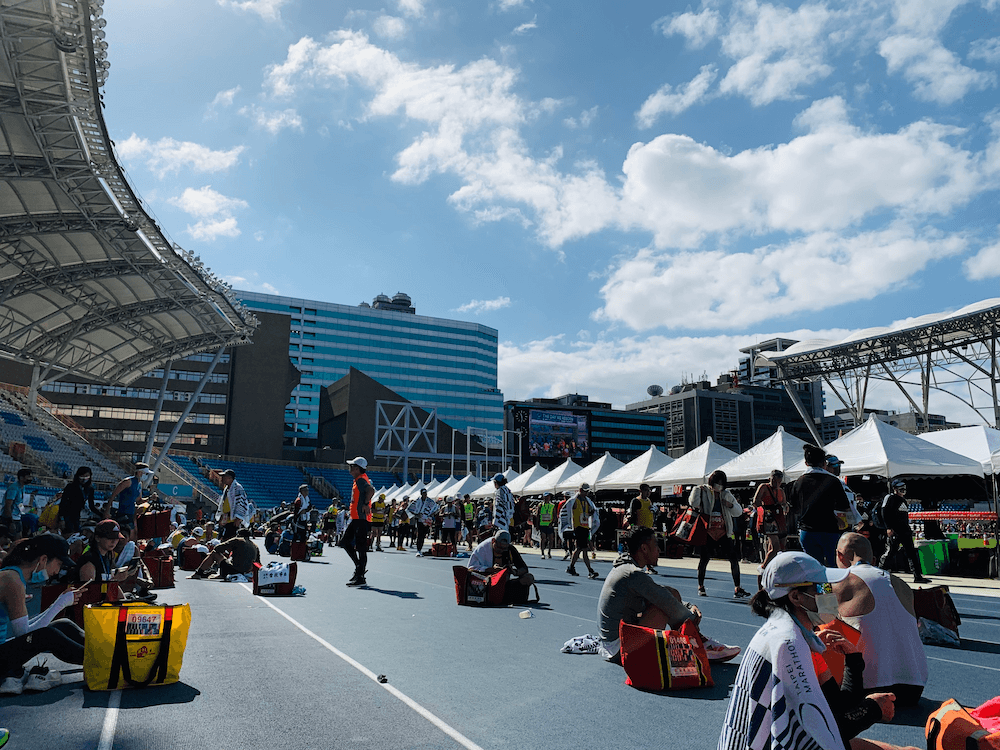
[371, 416, 1000, 502]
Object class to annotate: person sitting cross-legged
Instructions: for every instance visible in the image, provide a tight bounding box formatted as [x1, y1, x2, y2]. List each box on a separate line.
[468, 530, 535, 602]
[598, 526, 740, 664]
[189, 529, 260, 580]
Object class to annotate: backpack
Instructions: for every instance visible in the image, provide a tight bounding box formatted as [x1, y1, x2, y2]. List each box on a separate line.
[872, 495, 889, 530]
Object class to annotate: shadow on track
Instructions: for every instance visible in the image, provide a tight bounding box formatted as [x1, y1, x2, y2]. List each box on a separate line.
[80, 681, 202, 709]
[958, 612, 1000, 622]
[890, 696, 941, 728]
[624, 662, 739, 701]
[359, 586, 423, 599]
[957, 638, 1000, 654]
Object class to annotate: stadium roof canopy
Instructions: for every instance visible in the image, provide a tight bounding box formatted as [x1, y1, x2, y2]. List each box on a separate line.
[754, 299, 1000, 444]
[0, 0, 257, 389]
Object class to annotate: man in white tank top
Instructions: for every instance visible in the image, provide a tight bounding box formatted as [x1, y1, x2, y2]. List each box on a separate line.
[834, 532, 928, 706]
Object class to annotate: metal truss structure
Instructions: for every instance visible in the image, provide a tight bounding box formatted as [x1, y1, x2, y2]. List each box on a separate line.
[374, 400, 438, 477]
[0, 0, 257, 397]
[756, 299, 1000, 445]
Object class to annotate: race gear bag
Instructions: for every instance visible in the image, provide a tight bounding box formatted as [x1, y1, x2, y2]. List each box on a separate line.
[137, 509, 171, 540]
[620, 619, 713, 691]
[290, 540, 308, 562]
[180, 547, 207, 571]
[926, 698, 1000, 750]
[453, 566, 491, 605]
[671, 507, 707, 547]
[252, 561, 297, 596]
[83, 602, 191, 690]
[913, 584, 962, 637]
[430, 542, 455, 557]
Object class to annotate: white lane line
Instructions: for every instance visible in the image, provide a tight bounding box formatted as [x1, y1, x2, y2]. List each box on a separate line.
[927, 655, 1000, 672]
[239, 583, 485, 750]
[97, 690, 122, 750]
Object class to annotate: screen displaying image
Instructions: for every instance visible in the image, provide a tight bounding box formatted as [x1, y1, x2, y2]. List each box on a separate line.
[528, 410, 588, 460]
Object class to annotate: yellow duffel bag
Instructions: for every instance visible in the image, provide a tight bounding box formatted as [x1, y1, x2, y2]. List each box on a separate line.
[83, 602, 191, 691]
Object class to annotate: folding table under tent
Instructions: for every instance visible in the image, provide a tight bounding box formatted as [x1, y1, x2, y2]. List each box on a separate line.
[597, 445, 674, 490]
[521, 459, 584, 496]
[646, 438, 739, 490]
[554, 452, 625, 493]
[783, 415, 985, 481]
[715, 426, 809, 483]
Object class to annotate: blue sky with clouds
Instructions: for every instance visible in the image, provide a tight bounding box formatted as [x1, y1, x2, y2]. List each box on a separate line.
[104, 0, 1000, 416]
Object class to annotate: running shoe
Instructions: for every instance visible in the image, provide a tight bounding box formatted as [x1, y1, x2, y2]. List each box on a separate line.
[566, 567, 579, 576]
[734, 587, 751, 599]
[346, 577, 367, 587]
[0, 669, 25, 696]
[0, 727, 9, 748]
[914, 574, 931, 584]
[588, 570, 601, 580]
[702, 637, 741, 662]
[24, 665, 61, 692]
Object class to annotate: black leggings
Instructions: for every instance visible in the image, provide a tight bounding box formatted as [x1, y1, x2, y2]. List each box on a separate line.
[697, 534, 741, 588]
[415, 522, 428, 553]
[0, 619, 85, 677]
[342, 519, 370, 575]
[881, 525, 923, 576]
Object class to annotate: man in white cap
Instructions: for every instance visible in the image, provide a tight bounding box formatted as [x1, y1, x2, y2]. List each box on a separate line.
[344, 457, 372, 586]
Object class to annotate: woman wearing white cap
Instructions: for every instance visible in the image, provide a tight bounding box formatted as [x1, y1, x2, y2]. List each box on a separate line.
[718, 551, 918, 750]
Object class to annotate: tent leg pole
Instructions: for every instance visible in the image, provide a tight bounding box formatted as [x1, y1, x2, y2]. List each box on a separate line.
[780, 375, 824, 447]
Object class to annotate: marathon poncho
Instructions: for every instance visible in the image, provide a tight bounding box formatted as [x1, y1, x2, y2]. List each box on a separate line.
[718, 608, 845, 750]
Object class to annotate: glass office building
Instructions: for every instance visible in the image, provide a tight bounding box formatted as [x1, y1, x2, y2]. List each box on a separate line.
[237, 290, 503, 455]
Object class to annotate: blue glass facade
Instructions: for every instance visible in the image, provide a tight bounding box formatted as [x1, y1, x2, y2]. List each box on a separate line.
[237, 291, 503, 453]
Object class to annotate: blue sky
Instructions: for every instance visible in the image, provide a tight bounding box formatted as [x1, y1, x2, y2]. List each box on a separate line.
[103, 0, 1000, 417]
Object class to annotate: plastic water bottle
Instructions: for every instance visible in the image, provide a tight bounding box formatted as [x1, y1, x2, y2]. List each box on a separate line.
[618, 542, 624, 554]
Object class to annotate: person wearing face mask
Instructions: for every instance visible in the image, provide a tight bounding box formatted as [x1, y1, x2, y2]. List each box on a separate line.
[689, 470, 749, 598]
[719, 551, 917, 750]
[58, 466, 94, 535]
[0, 535, 85, 695]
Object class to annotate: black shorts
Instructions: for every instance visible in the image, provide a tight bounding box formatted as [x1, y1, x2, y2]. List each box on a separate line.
[370, 522, 384, 528]
[574, 527, 590, 546]
[539, 526, 555, 537]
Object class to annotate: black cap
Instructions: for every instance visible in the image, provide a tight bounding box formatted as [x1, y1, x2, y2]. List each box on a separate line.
[30, 534, 76, 569]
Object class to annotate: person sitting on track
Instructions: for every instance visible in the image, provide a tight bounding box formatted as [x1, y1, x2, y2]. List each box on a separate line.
[597, 526, 740, 664]
[189, 528, 261, 580]
[468, 529, 535, 599]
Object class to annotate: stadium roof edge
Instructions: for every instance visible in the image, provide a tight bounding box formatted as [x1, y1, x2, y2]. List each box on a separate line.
[0, 0, 258, 386]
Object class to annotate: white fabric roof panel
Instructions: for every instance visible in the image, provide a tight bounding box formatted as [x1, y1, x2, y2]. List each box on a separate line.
[439, 474, 484, 499]
[598, 445, 674, 490]
[917, 426, 1000, 476]
[469, 467, 519, 499]
[0, 1, 257, 386]
[715, 427, 809, 483]
[646, 438, 740, 487]
[784, 416, 984, 480]
[554, 452, 625, 493]
[498, 463, 549, 497]
[521, 459, 584, 496]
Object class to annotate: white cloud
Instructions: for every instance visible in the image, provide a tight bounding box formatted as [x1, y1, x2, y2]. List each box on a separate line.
[656, 8, 721, 49]
[969, 37, 1000, 64]
[116, 134, 245, 178]
[636, 65, 717, 126]
[455, 296, 512, 314]
[596, 225, 967, 331]
[168, 186, 248, 241]
[187, 217, 241, 241]
[498, 0, 530, 9]
[207, 86, 241, 116]
[963, 235, 1000, 279]
[398, 0, 425, 18]
[225, 273, 279, 294]
[239, 104, 304, 134]
[168, 186, 249, 218]
[513, 16, 537, 35]
[564, 105, 598, 129]
[373, 15, 408, 40]
[879, 34, 995, 103]
[216, 0, 289, 22]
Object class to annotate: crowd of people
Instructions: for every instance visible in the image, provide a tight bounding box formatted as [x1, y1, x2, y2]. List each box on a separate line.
[1, 442, 994, 750]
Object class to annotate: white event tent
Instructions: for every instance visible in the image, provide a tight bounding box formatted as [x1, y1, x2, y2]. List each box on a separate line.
[470, 467, 521, 499]
[521, 459, 584, 496]
[918, 425, 1000, 476]
[481, 463, 549, 499]
[440, 474, 485, 499]
[554, 452, 625, 493]
[715, 427, 809, 483]
[784, 416, 984, 480]
[646, 438, 739, 488]
[430, 476, 460, 499]
[598, 445, 674, 490]
[424, 479, 442, 496]
[385, 484, 409, 501]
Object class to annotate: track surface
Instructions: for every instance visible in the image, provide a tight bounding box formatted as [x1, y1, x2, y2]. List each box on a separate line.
[5, 546, 999, 750]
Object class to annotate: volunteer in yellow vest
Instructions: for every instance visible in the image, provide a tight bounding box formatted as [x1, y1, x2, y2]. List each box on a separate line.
[344, 457, 373, 587]
[567, 484, 599, 579]
[627, 483, 658, 574]
[461, 495, 476, 551]
[369, 493, 387, 552]
[538, 492, 557, 559]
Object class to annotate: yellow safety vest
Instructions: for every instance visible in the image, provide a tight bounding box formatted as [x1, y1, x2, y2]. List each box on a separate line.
[539, 503, 554, 525]
[372, 500, 386, 523]
[463, 502, 475, 521]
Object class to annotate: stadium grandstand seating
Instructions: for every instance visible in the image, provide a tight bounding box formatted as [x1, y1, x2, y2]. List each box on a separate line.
[0, 387, 124, 487]
[182, 456, 321, 512]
